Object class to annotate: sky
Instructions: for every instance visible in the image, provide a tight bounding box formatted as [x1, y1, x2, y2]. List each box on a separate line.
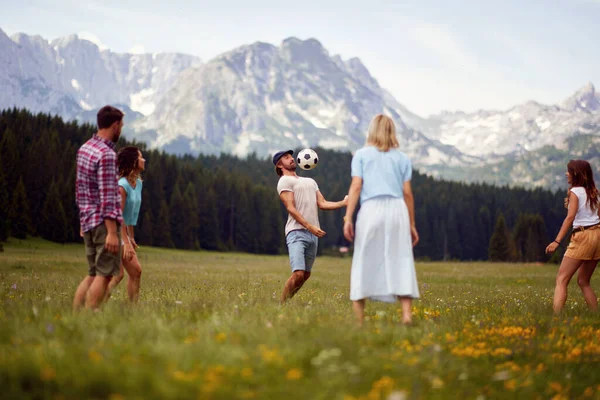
[1, 0, 599, 117]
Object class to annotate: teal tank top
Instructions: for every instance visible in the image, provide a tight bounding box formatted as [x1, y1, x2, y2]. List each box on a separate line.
[118, 177, 143, 226]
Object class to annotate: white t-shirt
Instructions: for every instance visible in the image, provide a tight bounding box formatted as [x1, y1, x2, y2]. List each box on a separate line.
[277, 176, 320, 236]
[571, 187, 600, 227]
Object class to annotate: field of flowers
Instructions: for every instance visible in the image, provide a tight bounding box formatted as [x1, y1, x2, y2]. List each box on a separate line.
[1, 238, 600, 399]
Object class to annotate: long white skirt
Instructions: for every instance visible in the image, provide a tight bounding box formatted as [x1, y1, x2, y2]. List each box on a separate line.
[350, 196, 420, 302]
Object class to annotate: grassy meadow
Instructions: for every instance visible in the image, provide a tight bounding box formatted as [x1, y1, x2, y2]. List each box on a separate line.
[1, 238, 600, 399]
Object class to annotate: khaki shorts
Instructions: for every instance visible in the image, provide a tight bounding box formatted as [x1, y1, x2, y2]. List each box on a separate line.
[83, 223, 122, 277]
[565, 226, 600, 260]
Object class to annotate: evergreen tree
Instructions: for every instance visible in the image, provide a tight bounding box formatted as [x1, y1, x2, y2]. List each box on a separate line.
[0, 154, 9, 241]
[9, 177, 32, 239]
[39, 180, 68, 243]
[183, 182, 199, 250]
[138, 211, 153, 246]
[169, 182, 187, 248]
[488, 213, 510, 262]
[198, 186, 220, 250]
[0, 128, 19, 192]
[154, 200, 174, 248]
[513, 213, 529, 261]
[234, 185, 255, 252]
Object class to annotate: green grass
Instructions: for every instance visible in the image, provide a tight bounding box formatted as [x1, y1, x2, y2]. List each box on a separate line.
[1, 238, 600, 400]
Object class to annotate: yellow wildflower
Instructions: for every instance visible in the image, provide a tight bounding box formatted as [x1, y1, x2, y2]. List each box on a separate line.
[215, 333, 227, 343]
[286, 368, 303, 380]
[88, 350, 103, 363]
[241, 367, 253, 379]
[40, 366, 56, 381]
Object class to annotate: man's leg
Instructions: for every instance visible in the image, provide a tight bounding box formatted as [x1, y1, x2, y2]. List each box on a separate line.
[85, 276, 111, 310]
[73, 276, 94, 311]
[85, 225, 121, 310]
[104, 263, 124, 302]
[75, 231, 96, 311]
[281, 270, 307, 303]
[281, 231, 308, 303]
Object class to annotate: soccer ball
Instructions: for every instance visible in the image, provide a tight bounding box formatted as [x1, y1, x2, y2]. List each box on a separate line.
[297, 148, 319, 170]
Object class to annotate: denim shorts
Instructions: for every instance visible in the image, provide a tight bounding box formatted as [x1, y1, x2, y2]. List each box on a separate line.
[286, 229, 318, 272]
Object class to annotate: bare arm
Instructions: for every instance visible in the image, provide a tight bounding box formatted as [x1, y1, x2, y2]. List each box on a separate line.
[403, 181, 419, 246]
[280, 191, 326, 237]
[344, 177, 362, 221]
[546, 192, 578, 253]
[403, 181, 416, 228]
[342, 177, 362, 242]
[127, 226, 137, 248]
[316, 191, 348, 211]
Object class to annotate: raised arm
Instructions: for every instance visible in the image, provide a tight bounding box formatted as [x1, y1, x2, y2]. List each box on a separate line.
[316, 191, 348, 211]
[280, 191, 326, 237]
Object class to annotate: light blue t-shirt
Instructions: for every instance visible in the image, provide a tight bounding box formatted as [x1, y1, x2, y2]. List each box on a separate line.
[118, 177, 143, 226]
[351, 146, 412, 204]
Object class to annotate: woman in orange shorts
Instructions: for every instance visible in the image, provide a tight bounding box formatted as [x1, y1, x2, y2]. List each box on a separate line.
[546, 160, 600, 313]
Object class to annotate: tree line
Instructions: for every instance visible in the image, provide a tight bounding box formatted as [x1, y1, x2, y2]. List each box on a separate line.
[0, 108, 568, 261]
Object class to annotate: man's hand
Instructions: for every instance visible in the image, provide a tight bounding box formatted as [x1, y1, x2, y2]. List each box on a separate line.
[343, 221, 354, 242]
[411, 226, 419, 247]
[105, 232, 120, 254]
[308, 224, 326, 238]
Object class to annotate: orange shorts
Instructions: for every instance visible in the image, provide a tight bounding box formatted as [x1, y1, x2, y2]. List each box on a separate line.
[565, 226, 600, 260]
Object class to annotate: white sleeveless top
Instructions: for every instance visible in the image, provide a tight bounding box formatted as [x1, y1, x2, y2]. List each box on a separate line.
[571, 187, 600, 227]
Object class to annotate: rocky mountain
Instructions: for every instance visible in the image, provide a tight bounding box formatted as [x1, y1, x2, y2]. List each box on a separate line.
[2, 28, 599, 190]
[0, 28, 200, 123]
[131, 38, 475, 170]
[417, 82, 600, 159]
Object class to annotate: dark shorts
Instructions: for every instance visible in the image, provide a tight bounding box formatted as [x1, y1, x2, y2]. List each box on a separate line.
[83, 224, 121, 277]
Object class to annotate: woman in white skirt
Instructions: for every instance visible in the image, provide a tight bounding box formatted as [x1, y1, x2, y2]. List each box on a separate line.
[343, 114, 420, 326]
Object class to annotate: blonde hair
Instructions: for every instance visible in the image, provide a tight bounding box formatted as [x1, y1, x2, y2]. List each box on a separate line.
[366, 114, 399, 152]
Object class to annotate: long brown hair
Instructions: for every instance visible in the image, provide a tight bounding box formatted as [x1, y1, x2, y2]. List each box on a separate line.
[118, 146, 142, 186]
[567, 160, 599, 211]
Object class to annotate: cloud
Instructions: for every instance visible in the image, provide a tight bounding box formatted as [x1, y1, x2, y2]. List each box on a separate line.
[409, 22, 479, 73]
[77, 31, 108, 51]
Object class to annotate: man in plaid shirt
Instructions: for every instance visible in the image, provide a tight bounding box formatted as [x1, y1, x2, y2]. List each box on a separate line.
[73, 105, 125, 311]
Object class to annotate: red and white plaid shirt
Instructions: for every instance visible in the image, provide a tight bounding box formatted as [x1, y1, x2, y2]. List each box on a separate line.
[76, 135, 123, 232]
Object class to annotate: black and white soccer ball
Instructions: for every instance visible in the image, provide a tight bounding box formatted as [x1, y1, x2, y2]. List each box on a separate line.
[297, 148, 319, 170]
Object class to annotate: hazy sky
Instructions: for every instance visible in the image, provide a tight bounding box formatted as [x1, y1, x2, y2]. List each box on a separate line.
[2, 0, 599, 116]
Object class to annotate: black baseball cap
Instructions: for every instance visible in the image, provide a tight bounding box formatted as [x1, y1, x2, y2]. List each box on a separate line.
[272, 149, 293, 165]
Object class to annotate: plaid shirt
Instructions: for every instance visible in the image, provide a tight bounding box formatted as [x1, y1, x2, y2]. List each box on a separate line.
[76, 135, 123, 232]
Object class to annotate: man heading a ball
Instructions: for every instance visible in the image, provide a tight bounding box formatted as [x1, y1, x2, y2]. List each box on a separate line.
[273, 149, 348, 303]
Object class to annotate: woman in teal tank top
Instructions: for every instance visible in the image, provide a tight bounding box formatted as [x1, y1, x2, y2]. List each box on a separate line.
[105, 146, 145, 303]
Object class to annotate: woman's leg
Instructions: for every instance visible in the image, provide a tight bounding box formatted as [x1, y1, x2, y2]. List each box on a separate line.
[104, 263, 124, 302]
[553, 257, 584, 313]
[122, 253, 142, 303]
[577, 259, 599, 311]
[352, 300, 365, 326]
[398, 296, 412, 324]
